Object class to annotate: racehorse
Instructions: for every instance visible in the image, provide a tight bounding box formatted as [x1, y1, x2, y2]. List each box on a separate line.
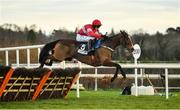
[39, 30, 134, 82]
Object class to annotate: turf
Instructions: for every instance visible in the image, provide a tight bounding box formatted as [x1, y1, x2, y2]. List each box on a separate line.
[0, 90, 180, 109]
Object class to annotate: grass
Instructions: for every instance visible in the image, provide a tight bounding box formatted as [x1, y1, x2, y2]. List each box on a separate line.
[0, 90, 180, 109]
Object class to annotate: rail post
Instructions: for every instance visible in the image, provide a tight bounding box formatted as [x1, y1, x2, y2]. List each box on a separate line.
[95, 67, 98, 91]
[165, 68, 169, 99]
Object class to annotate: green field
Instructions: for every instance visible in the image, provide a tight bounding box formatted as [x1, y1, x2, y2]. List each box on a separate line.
[0, 90, 180, 109]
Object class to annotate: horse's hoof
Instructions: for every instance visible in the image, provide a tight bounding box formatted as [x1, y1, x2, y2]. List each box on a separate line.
[111, 78, 114, 82]
[111, 76, 116, 82]
[123, 74, 126, 79]
[122, 77, 126, 81]
[121, 72, 126, 79]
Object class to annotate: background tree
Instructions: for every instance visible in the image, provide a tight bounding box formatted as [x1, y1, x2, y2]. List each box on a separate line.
[27, 29, 36, 44]
[0, 23, 180, 62]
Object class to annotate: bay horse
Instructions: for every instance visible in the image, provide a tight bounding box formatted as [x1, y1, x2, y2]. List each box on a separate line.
[39, 30, 134, 82]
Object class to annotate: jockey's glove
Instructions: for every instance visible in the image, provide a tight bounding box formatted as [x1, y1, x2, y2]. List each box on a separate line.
[102, 35, 108, 39]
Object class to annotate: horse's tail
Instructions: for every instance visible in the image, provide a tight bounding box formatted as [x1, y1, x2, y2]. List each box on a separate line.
[39, 40, 60, 67]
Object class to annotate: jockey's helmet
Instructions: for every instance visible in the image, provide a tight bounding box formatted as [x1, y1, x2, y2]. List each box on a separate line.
[92, 19, 102, 27]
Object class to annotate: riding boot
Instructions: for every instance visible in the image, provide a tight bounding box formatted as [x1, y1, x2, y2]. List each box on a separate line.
[88, 39, 94, 51]
[95, 39, 101, 49]
[86, 41, 90, 52]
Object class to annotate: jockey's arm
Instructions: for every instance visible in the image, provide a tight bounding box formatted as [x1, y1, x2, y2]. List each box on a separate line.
[87, 29, 102, 39]
[88, 31, 102, 39]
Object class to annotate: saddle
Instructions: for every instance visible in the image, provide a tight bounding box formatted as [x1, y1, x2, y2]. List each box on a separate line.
[77, 39, 101, 55]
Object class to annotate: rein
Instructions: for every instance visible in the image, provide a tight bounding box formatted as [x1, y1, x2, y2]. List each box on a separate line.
[101, 45, 114, 51]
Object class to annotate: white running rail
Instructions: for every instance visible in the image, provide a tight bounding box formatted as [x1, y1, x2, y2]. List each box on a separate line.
[1, 45, 180, 99]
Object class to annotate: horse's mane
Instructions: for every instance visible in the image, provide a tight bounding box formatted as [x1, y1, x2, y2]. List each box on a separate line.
[102, 33, 121, 43]
[103, 30, 129, 42]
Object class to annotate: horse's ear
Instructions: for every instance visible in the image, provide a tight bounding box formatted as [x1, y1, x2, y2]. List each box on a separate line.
[120, 30, 126, 34]
[120, 30, 126, 33]
[120, 30, 128, 36]
[120, 30, 123, 33]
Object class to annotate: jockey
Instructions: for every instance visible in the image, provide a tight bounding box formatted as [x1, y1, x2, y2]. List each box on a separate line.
[76, 19, 105, 51]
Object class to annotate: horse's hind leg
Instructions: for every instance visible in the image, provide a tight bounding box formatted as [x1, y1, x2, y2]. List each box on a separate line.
[39, 55, 56, 68]
[45, 59, 53, 66]
[39, 63, 44, 68]
[39, 57, 53, 68]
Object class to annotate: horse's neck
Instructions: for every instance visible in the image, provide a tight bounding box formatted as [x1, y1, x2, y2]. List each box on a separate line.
[102, 36, 120, 50]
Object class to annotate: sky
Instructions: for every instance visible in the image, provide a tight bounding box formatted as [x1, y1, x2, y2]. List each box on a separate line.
[0, 0, 180, 35]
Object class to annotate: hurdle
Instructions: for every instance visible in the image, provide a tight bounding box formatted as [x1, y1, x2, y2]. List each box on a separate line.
[0, 66, 80, 101]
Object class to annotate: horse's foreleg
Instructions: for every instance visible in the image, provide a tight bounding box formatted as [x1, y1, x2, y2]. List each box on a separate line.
[102, 61, 126, 82]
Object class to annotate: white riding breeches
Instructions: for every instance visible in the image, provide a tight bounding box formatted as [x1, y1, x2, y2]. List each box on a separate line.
[76, 34, 95, 42]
